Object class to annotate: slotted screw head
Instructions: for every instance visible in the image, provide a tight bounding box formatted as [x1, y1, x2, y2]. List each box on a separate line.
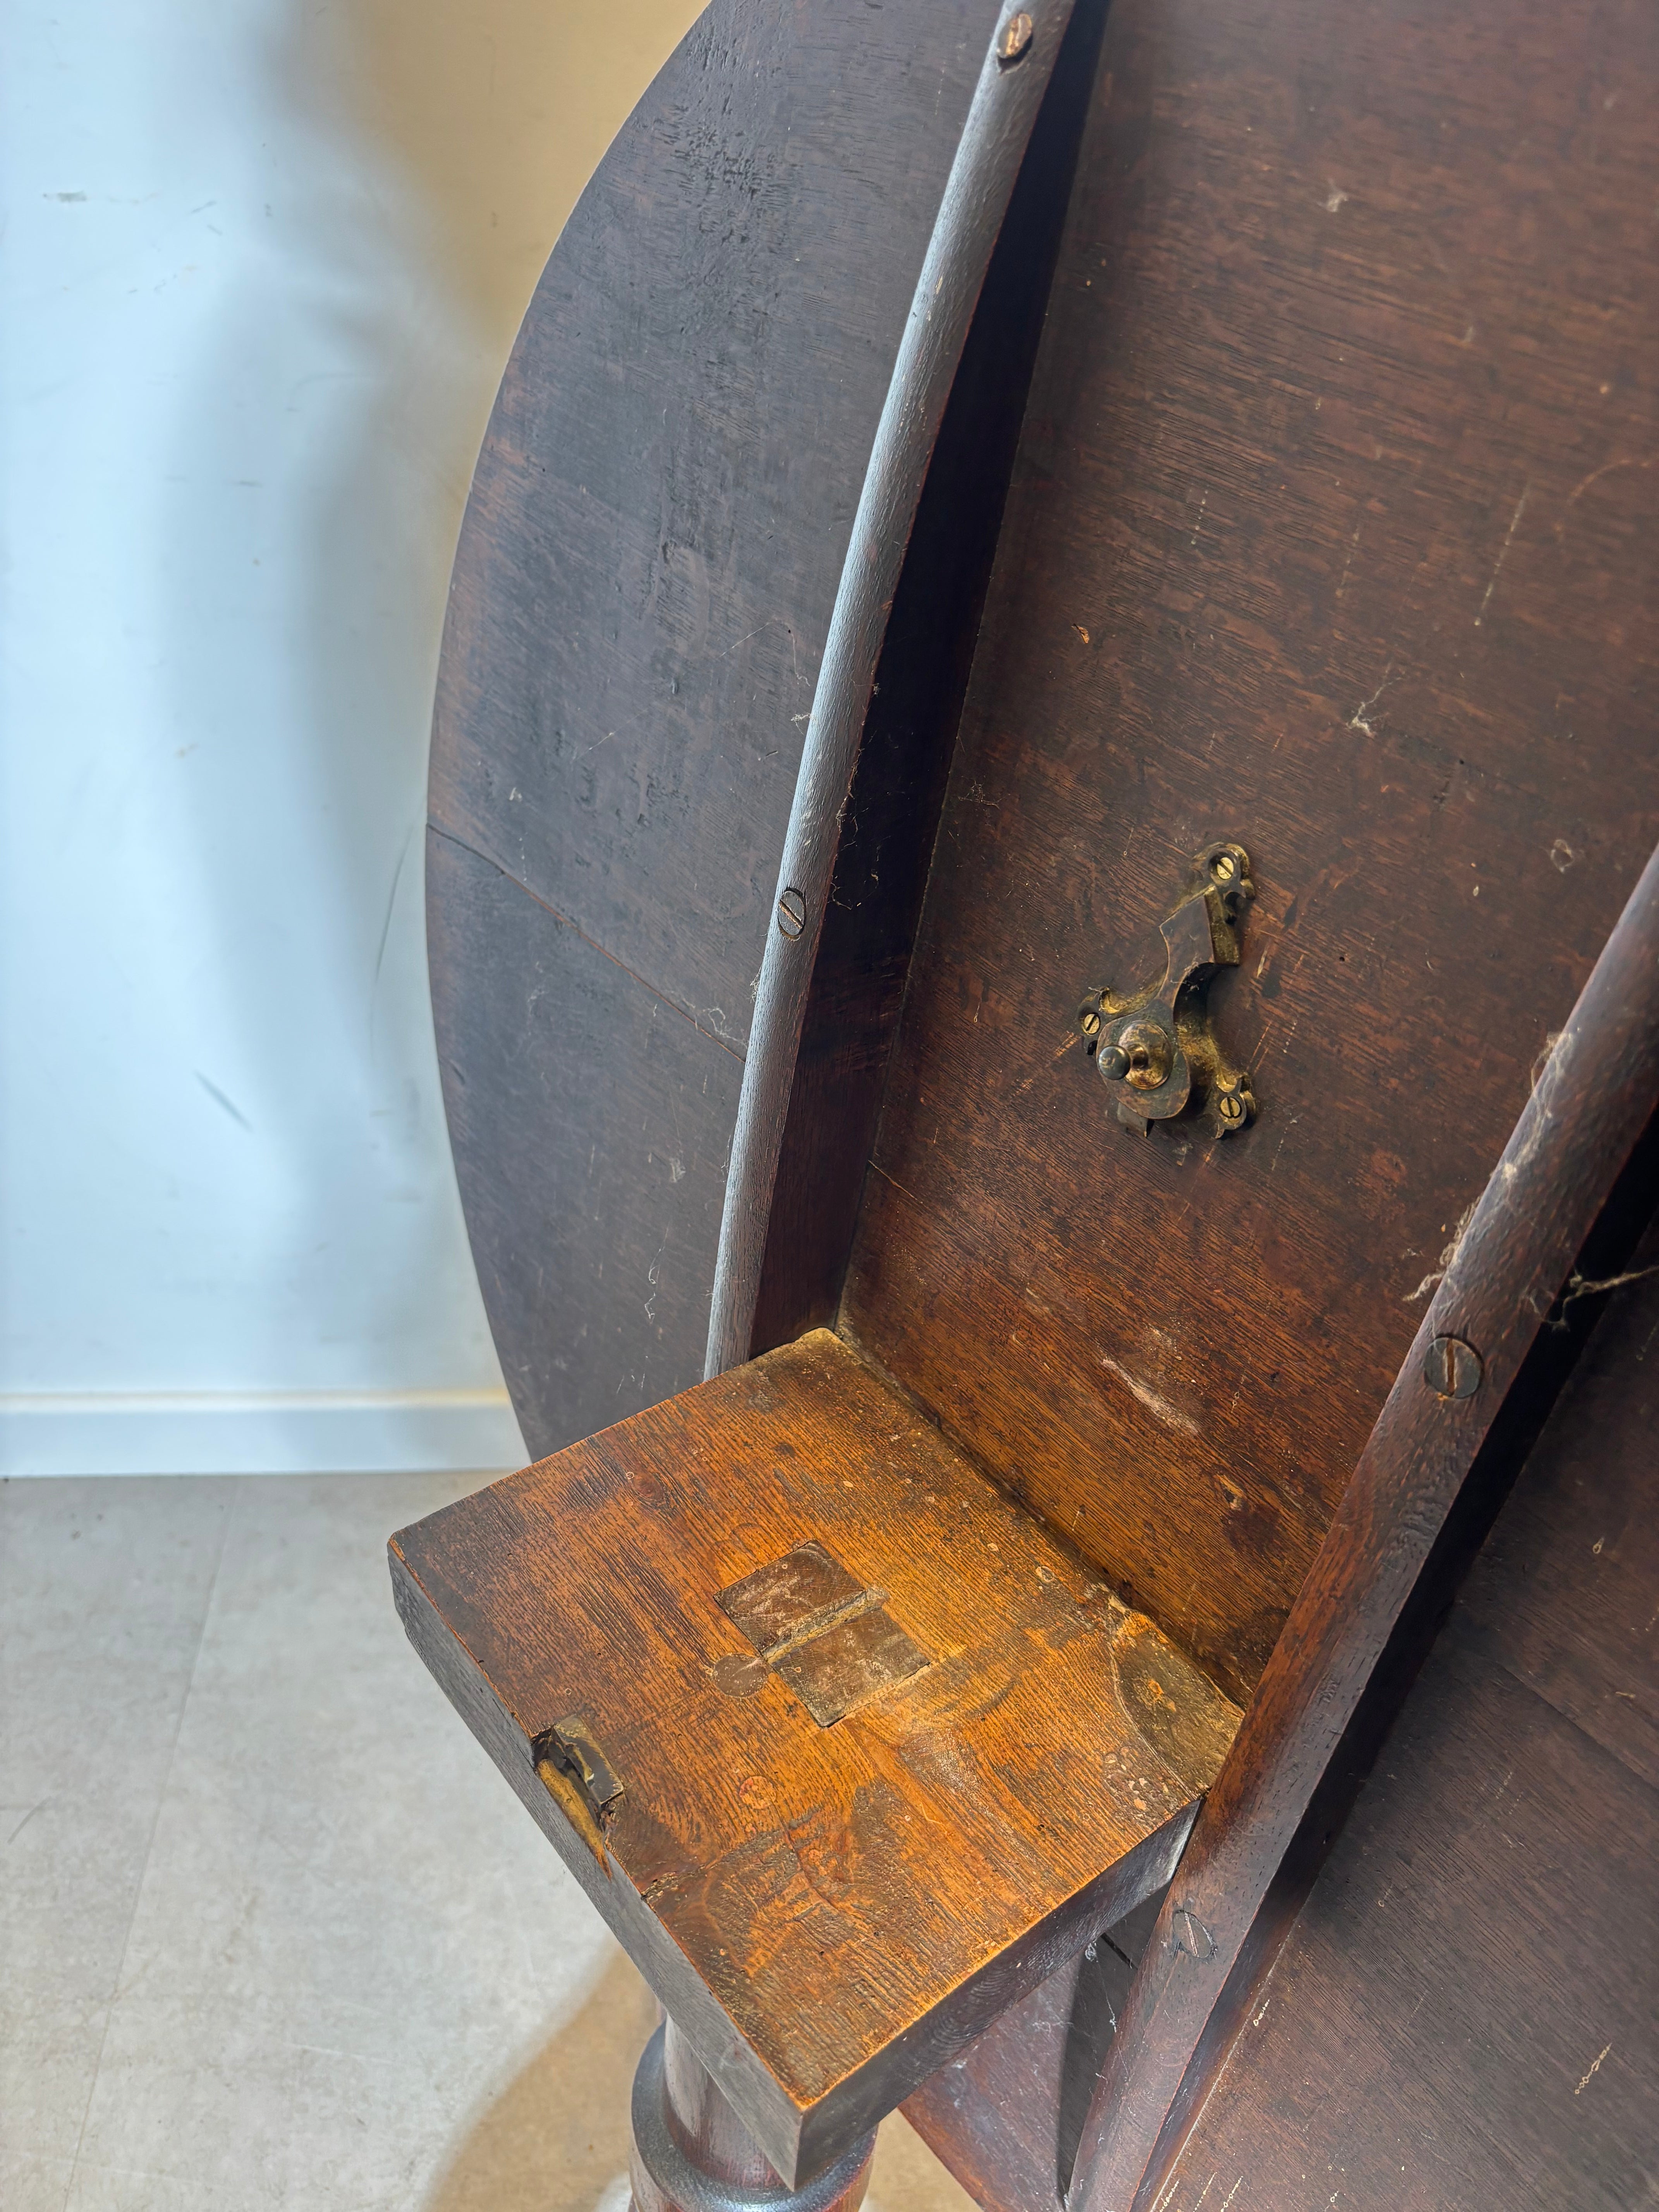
[776, 887, 807, 940]
[1217, 1090, 1247, 1127]
[1424, 1334, 1483, 1400]
[997, 11, 1034, 63]
[1170, 1905, 1216, 1961]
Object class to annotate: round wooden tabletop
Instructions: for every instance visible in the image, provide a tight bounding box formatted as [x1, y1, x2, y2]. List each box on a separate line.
[425, 0, 1004, 1457]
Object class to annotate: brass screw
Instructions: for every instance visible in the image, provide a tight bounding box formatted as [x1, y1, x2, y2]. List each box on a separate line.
[997, 11, 1034, 63]
[776, 888, 807, 940]
[1424, 1335, 1483, 1400]
[1170, 1905, 1216, 1961]
[1080, 1008, 1102, 1035]
[1217, 1090, 1247, 1128]
[1209, 850, 1239, 885]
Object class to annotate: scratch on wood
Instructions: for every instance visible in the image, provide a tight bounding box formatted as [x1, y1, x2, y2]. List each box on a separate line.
[1101, 1355, 1202, 1437]
[1474, 483, 1531, 626]
[1006, 1030, 1078, 1103]
[1575, 2042, 1612, 2095]
[1336, 520, 1362, 598]
[868, 1159, 926, 1211]
[1348, 661, 1396, 735]
[1268, 1116, 1300, 1175]
[1558, 452, 1657, 520]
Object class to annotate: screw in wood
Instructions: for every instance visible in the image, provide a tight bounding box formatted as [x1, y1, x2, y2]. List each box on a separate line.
[776, 887, 807, 940]
[996, 12, 1035, 64]
[1170, 1905, 1217, 1961]
[1423, 1334, 1483, 1400]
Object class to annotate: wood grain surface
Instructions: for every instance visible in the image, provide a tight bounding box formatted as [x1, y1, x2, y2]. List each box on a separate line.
[1068, 838, 1659, 2210]
[712, 0, 1106, 1377]
[841, 0, 1659, 1704]
[903, 1892, 1165, 2212]
[428, 0, 1005, 1457]
[390, 1329, 1239, 2184]
[415, 0, 1659, 2202]
[749, 0, 1110, 1367]
[1149, 1219, 1659, 2212]
[1456, 1247, 1659, 1800]
[428, 831, 744, 1418]
[891, 903, 1659, 2211]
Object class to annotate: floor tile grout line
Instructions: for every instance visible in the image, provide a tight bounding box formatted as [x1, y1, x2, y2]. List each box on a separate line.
[61, 1480, 239, 2207]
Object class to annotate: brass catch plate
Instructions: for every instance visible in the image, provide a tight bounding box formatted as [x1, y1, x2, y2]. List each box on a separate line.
[1077, 840, 1258, 1138]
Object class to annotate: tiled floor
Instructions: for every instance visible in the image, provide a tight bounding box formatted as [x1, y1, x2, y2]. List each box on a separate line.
[0, 1475, 975, 2212]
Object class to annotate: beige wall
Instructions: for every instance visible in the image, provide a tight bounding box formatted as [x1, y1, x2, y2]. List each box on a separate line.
[314, 0, 708, 497]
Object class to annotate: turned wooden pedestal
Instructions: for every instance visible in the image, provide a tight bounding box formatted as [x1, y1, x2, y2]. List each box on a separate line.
[629, 2022, 874, 2212]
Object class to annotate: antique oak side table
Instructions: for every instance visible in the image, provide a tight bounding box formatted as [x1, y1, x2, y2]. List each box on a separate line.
[394, 3, 1659, 2207]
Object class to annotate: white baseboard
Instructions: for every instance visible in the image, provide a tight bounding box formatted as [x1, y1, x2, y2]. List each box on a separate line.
[0, 1388, 527, 1476]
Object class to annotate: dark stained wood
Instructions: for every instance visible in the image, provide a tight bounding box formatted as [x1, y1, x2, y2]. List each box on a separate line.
[749, 0, 1114, 1364]
[413, 0, 1659, 2204]
[1155, 1642, 1659, 2212]
[1067, 839, 1659, 2212]
[890, 1046, 1659, 2212]
[840, 0, 1659, 1705]
[428, 829, 743, 1434]
[429, 0, 1007, 1458]
[1455, 1218, 1659, 1797]
[1149, 1224, 1659, 2212]
[903, 1891, 1165, 2212]
[390, 1329, 1239, 2186]
[724, 0, 1115, 1376]
[704, 0, 1090, 1379]
[629, 2021, 875, 2212]
[888, 1167, 1659, 2212]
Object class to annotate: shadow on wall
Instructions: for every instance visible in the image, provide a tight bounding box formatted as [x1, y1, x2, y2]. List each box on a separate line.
[155, 0, 703, 1411]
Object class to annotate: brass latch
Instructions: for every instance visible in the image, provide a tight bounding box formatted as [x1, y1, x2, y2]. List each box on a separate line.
[534, 1714, 625, 1870]
[1076, 840, 1257, 1138]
